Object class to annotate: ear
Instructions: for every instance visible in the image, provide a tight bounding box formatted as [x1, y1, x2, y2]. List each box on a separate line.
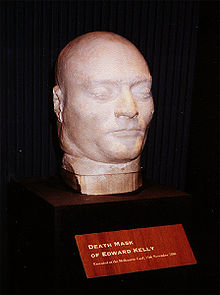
[53, 85, 64, 123]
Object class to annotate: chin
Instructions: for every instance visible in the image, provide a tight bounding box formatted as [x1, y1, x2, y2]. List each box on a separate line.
[103, 148, 141, 163]
[97, 137, 143, 163]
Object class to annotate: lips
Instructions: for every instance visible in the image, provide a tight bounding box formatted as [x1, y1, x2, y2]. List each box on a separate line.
[111, 129, 144, 137]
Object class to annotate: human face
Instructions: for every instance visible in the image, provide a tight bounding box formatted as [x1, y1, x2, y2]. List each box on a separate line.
[61, 42, 154, 164]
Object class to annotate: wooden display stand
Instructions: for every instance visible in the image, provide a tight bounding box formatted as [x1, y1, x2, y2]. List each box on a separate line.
[8, 176, 197, 294]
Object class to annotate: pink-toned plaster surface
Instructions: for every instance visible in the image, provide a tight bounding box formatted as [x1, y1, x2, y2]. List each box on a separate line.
[53, 32, 154, 195]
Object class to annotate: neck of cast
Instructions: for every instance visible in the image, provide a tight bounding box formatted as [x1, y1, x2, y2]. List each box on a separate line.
[61, 154, 142, 195]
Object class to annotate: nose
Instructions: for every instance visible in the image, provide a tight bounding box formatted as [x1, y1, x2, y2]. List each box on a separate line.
[114, 86, 139, 118]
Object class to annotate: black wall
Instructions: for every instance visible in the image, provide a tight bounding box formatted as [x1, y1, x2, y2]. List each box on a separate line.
[0, 1, 218, 293]
[187, 2, 219, 218]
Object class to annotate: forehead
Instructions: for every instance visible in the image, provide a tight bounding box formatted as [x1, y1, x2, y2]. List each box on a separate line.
[64, 40, 151, 85]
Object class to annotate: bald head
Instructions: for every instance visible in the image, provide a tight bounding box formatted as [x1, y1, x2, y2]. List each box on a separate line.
[55, 31, 151, 90]
[53, 31, 154, 194]
[53, 31, 154, 178]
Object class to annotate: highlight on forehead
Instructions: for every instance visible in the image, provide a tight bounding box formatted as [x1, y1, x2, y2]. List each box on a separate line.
[56, 32, 144, 86]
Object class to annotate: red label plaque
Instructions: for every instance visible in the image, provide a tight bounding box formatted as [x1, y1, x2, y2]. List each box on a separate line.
[75, 224, 197, 278]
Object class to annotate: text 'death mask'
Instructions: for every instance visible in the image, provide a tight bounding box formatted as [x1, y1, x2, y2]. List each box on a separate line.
[53, 31, 154, 195]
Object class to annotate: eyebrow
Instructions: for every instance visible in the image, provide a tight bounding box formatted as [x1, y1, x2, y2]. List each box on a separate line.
[130, 75, 152, 84]
[131, 77, 152, 86]
[87, 75, 152, 87]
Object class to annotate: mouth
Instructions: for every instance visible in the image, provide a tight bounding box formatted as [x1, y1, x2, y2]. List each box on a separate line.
[111, 129, 144, 137]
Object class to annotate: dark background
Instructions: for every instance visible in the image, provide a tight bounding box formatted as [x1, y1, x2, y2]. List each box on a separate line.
[0, 0, 219, 293]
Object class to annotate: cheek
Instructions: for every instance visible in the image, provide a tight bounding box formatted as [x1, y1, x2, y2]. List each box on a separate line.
[138, 99, 154, 127]
[71, 100, 113, 135]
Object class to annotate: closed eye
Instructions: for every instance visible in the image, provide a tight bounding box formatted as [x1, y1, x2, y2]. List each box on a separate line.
[132, 87, 151, 99]
[90, 87, 109, 97]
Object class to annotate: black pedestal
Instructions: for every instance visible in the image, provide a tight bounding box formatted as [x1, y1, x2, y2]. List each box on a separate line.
[8, 176, 198, 294]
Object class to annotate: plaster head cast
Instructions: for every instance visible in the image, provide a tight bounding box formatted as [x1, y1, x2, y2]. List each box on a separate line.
[53, 31, 154, 195]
